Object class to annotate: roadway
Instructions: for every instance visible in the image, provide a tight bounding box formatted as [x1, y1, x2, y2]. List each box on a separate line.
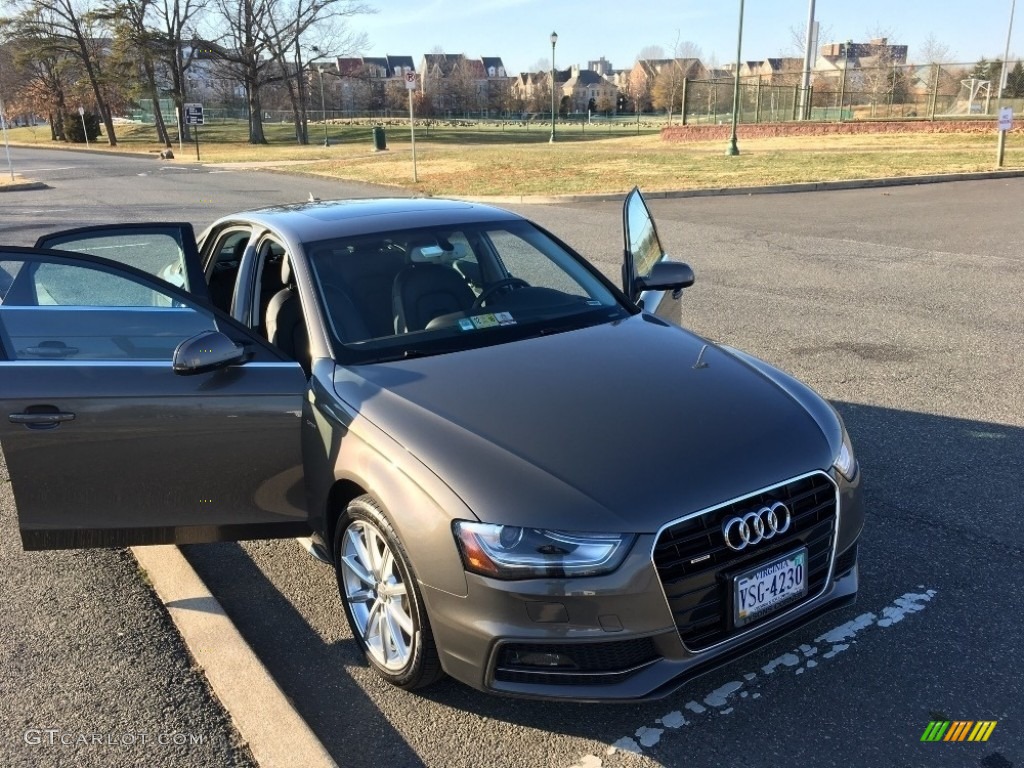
[1, 145, 1021, 767]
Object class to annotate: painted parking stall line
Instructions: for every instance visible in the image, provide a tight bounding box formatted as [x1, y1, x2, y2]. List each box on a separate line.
[568, 588, 938, 766]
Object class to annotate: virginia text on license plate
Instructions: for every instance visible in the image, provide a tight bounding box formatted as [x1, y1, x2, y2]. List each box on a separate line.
[733, 547, 808, 627]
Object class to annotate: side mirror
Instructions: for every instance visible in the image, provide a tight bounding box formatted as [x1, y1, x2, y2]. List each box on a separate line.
[635, 260, 695, 294]
[173, 331, 245, 375]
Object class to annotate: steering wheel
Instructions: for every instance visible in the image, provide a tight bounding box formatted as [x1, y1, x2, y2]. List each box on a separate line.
[472, 277, 529, 311]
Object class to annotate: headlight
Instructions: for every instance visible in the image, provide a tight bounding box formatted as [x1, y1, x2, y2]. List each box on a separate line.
[453, 521, 635, 579]
[832, 424, 857, 481]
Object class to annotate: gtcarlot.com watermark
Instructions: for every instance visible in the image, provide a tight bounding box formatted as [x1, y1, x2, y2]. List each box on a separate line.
[24, 729, 206, 747]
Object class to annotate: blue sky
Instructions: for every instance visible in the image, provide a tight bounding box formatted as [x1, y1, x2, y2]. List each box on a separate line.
[355, 0, 1021, 74]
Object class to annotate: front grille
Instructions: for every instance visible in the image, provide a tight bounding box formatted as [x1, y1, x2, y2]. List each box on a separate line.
[653, 473, 837, 651]
[492, 637, 660, 686]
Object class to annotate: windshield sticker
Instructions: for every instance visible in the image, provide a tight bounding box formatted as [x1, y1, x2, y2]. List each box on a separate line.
[458, 318, 475, 331]
[470, 313, 499, 329]
[495, 312, 516, 326]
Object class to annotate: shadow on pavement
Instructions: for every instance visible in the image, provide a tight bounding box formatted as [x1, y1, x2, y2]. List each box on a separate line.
[184, 401, 1023, 766]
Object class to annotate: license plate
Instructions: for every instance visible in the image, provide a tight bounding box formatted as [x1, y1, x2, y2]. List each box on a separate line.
[733, 548, 808, 628]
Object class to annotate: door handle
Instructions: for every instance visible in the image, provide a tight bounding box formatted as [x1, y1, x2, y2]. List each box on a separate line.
[9, 411, 76, 428]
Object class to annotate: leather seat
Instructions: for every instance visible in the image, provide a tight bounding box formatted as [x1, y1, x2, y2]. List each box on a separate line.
[392, 263, 476, 333]
[265, 254, 310, 373]
[321, 282, 372, 343]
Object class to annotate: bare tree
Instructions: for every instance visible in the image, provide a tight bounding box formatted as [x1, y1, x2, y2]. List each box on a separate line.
[9, 0, 121, 144]
[100, 0, 173, 146]
[636, 44, 665, 62]
[153, 0, 207, 143]
[626, 66, 650, 113]
[786, 21, 832, 58]
[2, 31, 77, 138]
[209, 0, 275, 143]
[260, 0, 370, 144]
[916, 34, 953, 64]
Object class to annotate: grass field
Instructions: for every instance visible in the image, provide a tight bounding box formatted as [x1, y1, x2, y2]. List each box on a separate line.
[6, 119, 1023, 197]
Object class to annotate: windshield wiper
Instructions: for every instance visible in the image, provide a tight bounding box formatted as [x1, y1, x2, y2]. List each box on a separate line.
[366, 348, 435, 364]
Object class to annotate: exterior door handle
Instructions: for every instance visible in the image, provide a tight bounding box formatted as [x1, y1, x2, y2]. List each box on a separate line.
[9, 411, 76, 428]
[23, 342, 79, 358]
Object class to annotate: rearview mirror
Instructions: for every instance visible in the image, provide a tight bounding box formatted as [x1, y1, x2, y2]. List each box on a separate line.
[173, 331, 245, 375]
[635, 261, 695, 294]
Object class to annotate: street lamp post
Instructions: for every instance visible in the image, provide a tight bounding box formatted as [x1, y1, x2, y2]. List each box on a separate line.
[726, 0, 745, 156]
[837, 40, 852, 121]
[550, 31, 558, 143]
[318, 65, 329, 146]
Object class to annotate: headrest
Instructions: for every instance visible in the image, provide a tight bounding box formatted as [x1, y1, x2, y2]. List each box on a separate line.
[280, 253, 292, 285]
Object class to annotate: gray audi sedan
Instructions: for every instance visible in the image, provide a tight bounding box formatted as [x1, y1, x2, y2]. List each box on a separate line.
[0, 190, 862, 701]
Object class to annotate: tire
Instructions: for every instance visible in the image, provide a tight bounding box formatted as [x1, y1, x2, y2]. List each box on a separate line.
[333, 495, 444, 689]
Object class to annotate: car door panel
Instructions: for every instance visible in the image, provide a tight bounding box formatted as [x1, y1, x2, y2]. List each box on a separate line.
[0, 246, 309, 550]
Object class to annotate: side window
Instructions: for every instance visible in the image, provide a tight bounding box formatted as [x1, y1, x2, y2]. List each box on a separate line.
[38, 228, 197, 292]
[31, 262, 168, 306]
[0, 255, 218, 361]
[205, 228, 251, 313]
[487, 229, 587, 296]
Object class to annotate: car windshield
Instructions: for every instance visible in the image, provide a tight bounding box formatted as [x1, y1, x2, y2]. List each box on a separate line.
[304, 220, 630, 362]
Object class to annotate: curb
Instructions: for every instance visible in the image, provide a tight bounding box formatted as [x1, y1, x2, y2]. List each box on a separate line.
[0, 181, 49, 192]
[131, 545, 338, 768]
[458, 169, 1024, 205]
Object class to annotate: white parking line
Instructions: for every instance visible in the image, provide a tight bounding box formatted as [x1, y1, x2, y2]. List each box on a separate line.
[17, 166, 76, 172]
[569, 588, 938, 765]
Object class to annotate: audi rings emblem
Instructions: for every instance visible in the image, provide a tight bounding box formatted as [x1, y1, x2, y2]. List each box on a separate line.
[722, 502, 792, 551]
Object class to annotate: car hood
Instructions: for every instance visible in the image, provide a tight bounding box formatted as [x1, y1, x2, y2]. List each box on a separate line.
[333, 315, 836, 532]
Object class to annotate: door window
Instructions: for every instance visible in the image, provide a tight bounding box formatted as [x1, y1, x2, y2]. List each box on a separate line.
[36, 224, 206, 296]
[0, 254, 217, 361]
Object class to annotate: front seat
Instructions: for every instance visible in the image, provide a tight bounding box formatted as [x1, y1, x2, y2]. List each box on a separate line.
[265, 254, 310, 373]
[392, 263, 476, 332]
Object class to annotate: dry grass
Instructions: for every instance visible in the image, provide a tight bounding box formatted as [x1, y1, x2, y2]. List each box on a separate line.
[0, 173, 31, 187]
[6, 121, 1023, 196]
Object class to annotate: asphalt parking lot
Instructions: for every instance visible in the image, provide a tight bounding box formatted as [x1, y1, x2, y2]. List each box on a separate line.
[1, 148, 1021, 767]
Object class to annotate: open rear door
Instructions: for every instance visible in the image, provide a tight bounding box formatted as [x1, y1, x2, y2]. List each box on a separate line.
[0, 246, 308, 550]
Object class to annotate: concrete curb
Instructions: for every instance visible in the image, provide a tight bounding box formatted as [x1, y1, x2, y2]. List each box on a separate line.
[0, 181, 49, 192]
[456, 169, 1024, 205]
[131, 545, 338, 768]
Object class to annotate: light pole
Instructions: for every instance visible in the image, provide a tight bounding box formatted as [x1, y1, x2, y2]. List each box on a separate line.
[997, 0, 1017, 166]
[726, 0, 745, 155]
[550, 31, 558, 143]
[318, 65, 329, 146]
[799, 0, 817, 119]
[837, 40, 852, 121]
[998, 0, 1017, 107]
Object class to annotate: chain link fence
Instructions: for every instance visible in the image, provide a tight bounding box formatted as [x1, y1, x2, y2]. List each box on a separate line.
[680, 62, 1024, 125]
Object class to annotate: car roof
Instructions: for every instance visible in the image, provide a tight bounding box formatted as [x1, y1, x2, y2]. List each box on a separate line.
[220, 198, 526, 243]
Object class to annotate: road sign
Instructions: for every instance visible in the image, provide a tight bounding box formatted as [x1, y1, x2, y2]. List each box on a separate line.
[998, 106, 1013, 131]
[404, 71, 418, 91]
[184, 103, 204, 126]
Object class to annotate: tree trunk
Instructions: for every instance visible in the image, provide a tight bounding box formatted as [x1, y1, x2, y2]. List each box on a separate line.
[247, 80, 267, 144]
[170, 50, 190, 143]
[144, 58, 171, 147]
[280, 63, 306, 145]
[70, 20, 117, 145]
[293, 49, 308, 144]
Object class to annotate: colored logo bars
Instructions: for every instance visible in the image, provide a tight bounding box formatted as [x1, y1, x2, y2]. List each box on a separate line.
[921, 721, 997, 742]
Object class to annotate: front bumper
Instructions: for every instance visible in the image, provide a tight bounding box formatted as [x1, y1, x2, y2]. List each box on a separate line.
[424, 468, 863, 702]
